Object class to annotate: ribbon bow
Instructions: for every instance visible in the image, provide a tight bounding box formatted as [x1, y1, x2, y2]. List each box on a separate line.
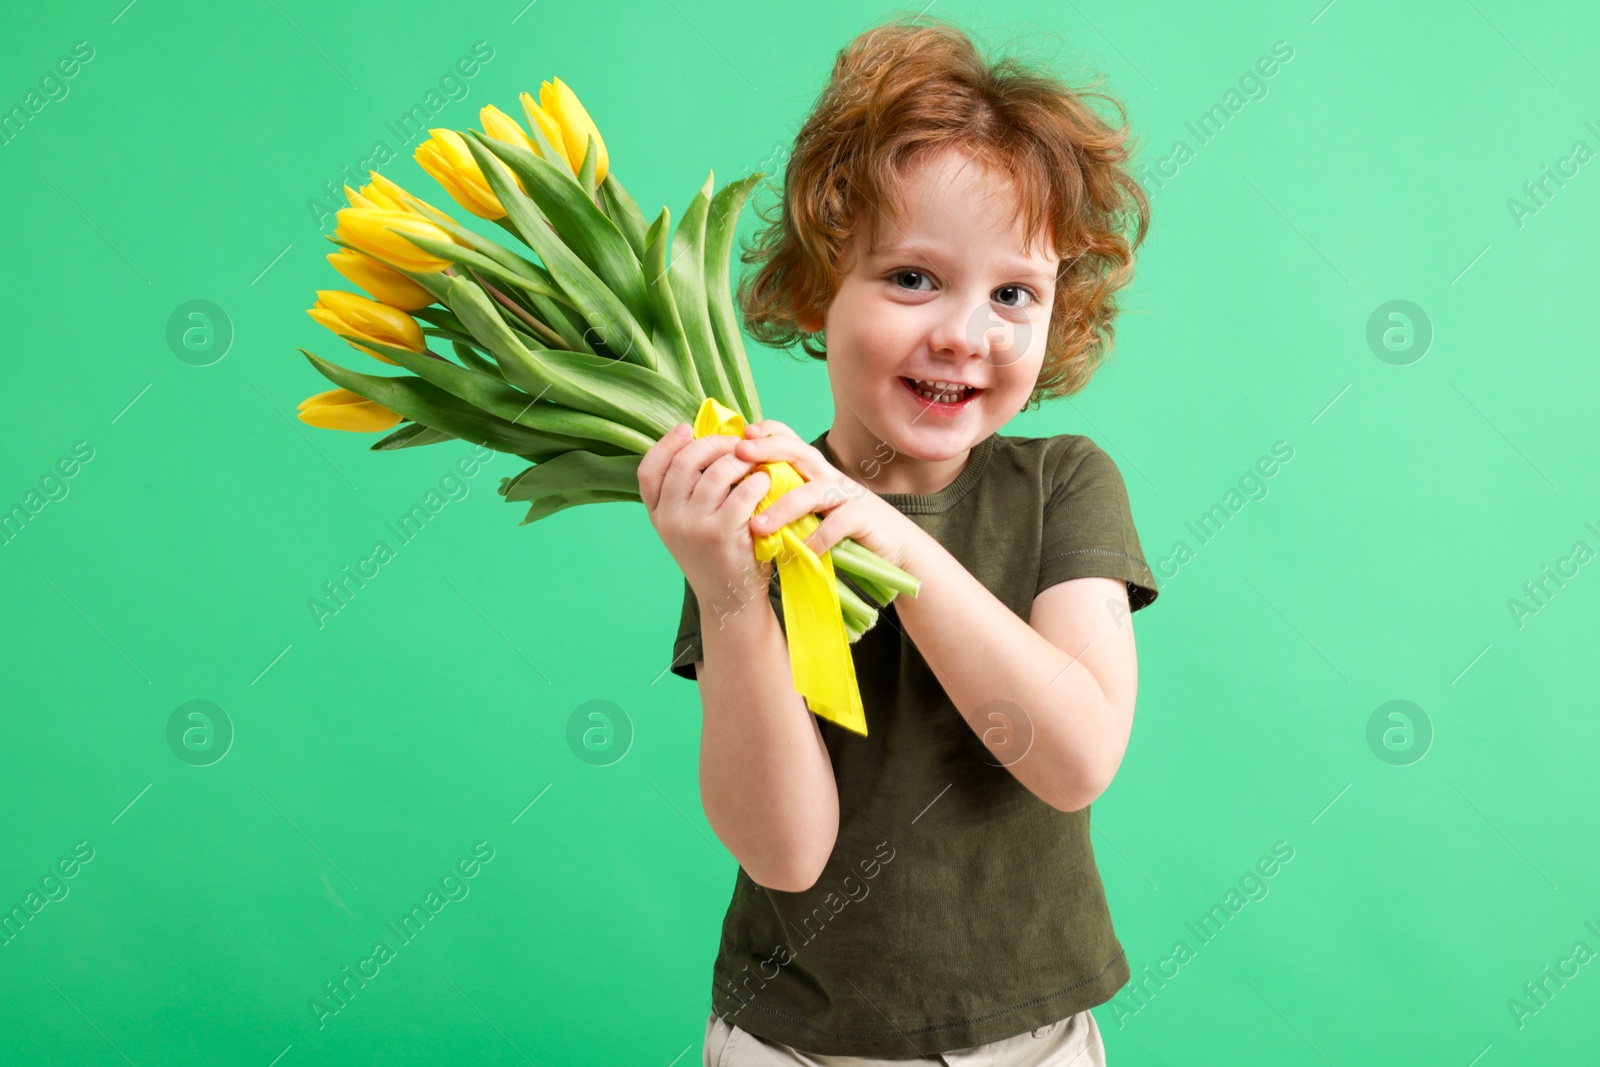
[692, 397, 868, 737]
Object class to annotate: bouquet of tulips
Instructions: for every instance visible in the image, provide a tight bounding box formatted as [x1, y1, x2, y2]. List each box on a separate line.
[292, 78, 916, 735]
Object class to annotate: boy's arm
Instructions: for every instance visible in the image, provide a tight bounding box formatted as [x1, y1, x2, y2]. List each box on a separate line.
[693, 584, 840, 892]
[893, 528, 1137, 812]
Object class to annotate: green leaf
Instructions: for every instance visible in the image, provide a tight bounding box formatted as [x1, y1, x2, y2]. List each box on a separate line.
[671, 172, 736, 408]
[398, 229, 565, 304]
[382, 198, 557, 296]
[706, 172, 766, 422]
[598, 171, 649, 261]
[499, 451, 642, 502]
[447, 276, 695, 440]
[577, 132, 599, 198]
[351, 336, 654, 455]
[300, 349, 587, 458]
[516, 488, 640, 525]
[421, 326, 485, 352]
[451, 339, 502, 378]
[461, 133, 661, 373]
[413, 305, 470, 333]
[641, 206, 700, 396]
[475, 131, 652, 330]
[371, 421, 456, 451]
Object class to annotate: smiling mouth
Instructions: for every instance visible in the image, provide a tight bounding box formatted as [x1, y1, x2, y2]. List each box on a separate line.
[900, 377, 981, 406]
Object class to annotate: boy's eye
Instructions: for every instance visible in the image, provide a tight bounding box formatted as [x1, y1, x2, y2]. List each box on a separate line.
[891, 269, 933, 292]
[994, 284, 1037, 309]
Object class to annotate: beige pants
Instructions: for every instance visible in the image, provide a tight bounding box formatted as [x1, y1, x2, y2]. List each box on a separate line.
[702, 1008, 1108, 1067]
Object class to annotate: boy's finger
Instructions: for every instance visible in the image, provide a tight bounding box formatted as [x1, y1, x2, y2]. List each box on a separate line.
[729, 468, 773, 518]
[693, 450, 764, 513]
[660, 432, 742, 512]
[749, 480, 823, 534]
[636, 423, 691, 510]
[736, 434, 821, 478]
[745, 419, 801, 441]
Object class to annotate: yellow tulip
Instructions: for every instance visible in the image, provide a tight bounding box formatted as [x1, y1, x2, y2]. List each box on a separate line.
[342, 185, 385, 212]
[297, 387, 404, 432]
[348, 172, 453, 224]
[306, 290, 426, 364]
[327, 249, 434, 311]
[540, 77, 609, 183]
[415, 128, 505, 220]
[480, 104, 538, 157]
[518, 91, 571, 173]
[333, 207, 457, 273]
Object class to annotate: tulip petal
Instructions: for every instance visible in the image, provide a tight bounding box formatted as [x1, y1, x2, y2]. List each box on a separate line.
[327, 250, 435, 311]
[335, 208, 457, 273]
[519, 92, 570, 173]
[549, 77, 608, 184]
[297, 386, 404, 432]
[416, 129, 505, 220]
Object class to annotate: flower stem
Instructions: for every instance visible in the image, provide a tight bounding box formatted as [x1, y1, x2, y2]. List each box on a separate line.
[468, 267, 568, 350]
[830, 538, 920, 599]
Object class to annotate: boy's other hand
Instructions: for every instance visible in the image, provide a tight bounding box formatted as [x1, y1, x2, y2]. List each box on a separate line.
[734, 420, 920, 572]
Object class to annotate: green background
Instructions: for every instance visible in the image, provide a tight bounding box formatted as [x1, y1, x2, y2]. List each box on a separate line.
[3, 0, 1597, 1063]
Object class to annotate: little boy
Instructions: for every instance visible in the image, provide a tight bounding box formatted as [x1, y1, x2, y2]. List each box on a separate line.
[637, 14, 1159, 1065]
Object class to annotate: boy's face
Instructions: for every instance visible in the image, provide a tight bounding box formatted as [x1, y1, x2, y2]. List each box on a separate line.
[807, 145, 1057, 487]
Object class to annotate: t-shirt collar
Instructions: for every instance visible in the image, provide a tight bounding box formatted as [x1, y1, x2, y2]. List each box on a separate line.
[811, 430, 996, 515]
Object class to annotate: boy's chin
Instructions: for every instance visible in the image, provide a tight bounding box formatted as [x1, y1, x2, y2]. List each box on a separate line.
[874, 420, 988, 462]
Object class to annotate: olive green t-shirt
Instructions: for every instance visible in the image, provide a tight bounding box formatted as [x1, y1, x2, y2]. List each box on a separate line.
[669, 427, 1160, 1058]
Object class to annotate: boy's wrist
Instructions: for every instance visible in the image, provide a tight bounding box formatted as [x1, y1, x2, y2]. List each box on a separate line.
[694, 561, 777, 633]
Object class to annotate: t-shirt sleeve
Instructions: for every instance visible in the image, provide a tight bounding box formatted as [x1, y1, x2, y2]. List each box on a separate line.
[1036, 438, 1160, 611]
[669, 576, 703, 682]
[669, 572, 787, 682]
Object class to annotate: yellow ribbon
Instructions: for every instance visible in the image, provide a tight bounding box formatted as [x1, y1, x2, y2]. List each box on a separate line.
[692, 397, 868, 737]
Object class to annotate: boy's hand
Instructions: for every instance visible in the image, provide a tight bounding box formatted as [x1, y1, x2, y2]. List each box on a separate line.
[637, 423, 775, 613]
[734, 420, 921, 572]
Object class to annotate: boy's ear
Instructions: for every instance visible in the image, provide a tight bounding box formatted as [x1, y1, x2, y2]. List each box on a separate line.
[798, 312, 823, 334]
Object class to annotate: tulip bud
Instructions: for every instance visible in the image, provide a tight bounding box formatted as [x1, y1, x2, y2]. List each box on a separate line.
[415, 128, 504, 220]
[327, 249, 435, 311]
[307, 290, 427, 363]
[480, 104, 538, 157]
[518, 91, 571, 173]
[539, 77, 608, 183]
[297, 387, 404, 432]
[333, 208, 457, 273]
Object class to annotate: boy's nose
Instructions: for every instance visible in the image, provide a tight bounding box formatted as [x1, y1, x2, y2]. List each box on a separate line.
[926, 297, 994, 365]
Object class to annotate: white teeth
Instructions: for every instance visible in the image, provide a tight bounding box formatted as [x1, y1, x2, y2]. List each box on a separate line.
[909, 378, 974, 403]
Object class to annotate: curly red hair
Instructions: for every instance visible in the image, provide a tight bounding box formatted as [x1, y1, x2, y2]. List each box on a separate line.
[737, 13, 1150, 408]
